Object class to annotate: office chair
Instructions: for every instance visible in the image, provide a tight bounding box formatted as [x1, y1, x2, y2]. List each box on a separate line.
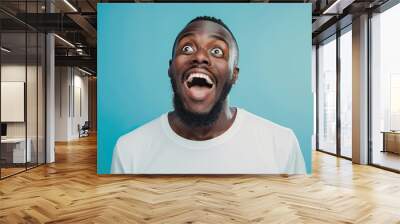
[79, 121, 90, 138]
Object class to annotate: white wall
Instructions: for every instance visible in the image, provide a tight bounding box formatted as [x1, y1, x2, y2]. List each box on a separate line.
[55, 67, 89, 141]
[55, 66, 70, 141]
[72, 73, 89, 138]
[1, 65, 26, 136]
[1, 65, 40, 138]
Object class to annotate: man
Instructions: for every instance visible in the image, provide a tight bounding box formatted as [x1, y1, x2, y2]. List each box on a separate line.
[111, 16, 306, 174]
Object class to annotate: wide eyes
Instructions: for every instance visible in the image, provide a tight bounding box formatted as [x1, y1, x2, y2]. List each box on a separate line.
[182, 45, 194, 54]
[180, 45, 224, 58]
[210, 47, 224, 57]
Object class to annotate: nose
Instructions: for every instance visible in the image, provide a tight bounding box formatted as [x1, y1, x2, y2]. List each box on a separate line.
[191, 48, 210, 66]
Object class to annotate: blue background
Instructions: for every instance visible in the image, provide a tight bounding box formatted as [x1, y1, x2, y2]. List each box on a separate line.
[98, 3, 312, 174]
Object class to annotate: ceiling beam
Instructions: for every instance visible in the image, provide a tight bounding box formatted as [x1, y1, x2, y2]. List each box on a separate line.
[323, 0, 356, 14]
[55, 55, 96, 72]
[67, 13, 97, 46]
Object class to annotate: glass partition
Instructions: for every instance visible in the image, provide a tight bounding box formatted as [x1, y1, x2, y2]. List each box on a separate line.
[0, 1, 46, 179]
[1, 31, 28, 177]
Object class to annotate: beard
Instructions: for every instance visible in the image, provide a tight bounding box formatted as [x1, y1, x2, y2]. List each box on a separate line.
[170, 77, 233, 128]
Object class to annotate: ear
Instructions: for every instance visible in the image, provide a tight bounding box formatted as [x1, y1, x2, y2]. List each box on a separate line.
[231, 66, 239, 84]
[168, 59, 172, 78]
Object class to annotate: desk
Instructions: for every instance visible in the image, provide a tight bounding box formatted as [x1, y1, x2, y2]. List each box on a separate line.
[382, 131, 400, 154]
[1, 138, 32, 163]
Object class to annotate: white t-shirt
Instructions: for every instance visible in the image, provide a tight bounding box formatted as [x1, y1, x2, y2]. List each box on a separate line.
[111, 108, 306, 174]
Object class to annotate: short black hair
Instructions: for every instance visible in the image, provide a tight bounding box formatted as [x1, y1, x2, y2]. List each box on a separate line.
[171, 16, 239, 65]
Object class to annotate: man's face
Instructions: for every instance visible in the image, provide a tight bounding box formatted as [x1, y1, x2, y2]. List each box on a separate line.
[168, 20, 239, 117]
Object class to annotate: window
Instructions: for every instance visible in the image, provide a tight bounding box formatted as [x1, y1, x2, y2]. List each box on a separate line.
[371, 2, 400, 171]
[318, 35, 337, 154]
[339, 28, 352, 158]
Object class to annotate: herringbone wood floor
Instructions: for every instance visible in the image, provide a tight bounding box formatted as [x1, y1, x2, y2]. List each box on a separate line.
[1, 134, 400, 224]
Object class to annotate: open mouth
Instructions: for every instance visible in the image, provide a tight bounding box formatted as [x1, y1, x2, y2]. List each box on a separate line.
[184, 73, 215, 101]
[186, 73, 214, 89]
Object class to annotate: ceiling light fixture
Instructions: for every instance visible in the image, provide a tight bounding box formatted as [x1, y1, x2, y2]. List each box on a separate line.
[63, 0, 78, 12]
[54, 34, 75, 48]
[323, 0, 342, 14]
[1, 47, 11, 53]
[76, 48, 84, 55]
[78, 67, 93, 76]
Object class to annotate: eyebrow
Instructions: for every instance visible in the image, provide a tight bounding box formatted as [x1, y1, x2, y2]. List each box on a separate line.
[177, 32, 231, 48]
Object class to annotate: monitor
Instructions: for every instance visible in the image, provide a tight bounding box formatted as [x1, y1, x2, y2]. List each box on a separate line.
[1, 123, 7, 137]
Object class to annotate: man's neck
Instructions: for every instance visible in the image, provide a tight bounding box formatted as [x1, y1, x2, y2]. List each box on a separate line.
[168, 104, 237, 141]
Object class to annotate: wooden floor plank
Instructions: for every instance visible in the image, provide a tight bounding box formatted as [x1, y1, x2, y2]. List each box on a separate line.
[1, 134, 400, 223]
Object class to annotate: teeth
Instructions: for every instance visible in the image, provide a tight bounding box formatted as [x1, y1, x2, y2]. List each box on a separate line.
[187, 73, 214, 85]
